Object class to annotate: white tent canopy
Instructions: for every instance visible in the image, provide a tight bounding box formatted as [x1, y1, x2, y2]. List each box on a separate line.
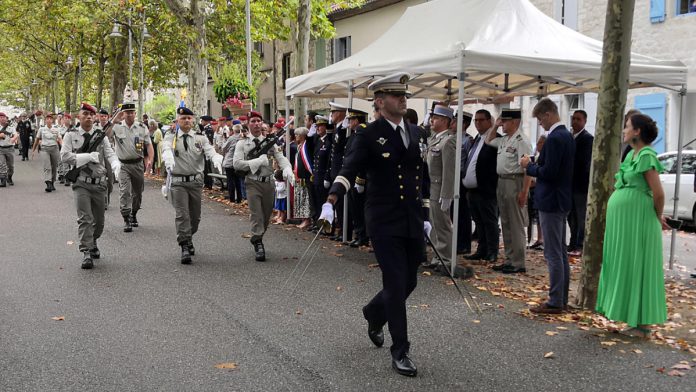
[285, 0, 687, 100]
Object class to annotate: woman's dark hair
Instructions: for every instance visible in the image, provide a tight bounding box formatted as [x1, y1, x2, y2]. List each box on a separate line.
[274, 169, 284, 181]
[404, 108, 418, 125]
[630, 113, 658, 144]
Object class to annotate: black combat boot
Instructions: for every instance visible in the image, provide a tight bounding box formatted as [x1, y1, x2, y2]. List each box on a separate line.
[123, 216, 133, 232]
[188, 241, 195, 256]
[0, 177, 6, 187]
[251, 237, 266, 262]
[7, 175, 13, 186]
[130, 212, 139, 227]
[90, 241, 100, 259]
[45, 181, 52, 192]
[180, 244, 192, 264]
[49, 181, 56, 191]
[81, 252, 94, 269]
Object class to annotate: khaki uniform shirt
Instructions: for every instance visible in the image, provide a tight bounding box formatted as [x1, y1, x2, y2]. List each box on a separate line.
[37, 126, 61, 147]
[488, 129, 532, 175]
[161, 129, 217, 176]
[60, 126, 116, 178]
[0, 123, 16, 147]
[112, 121, 151, 161]
[232, 134, 291, 177]
[426, 129, 456, 200]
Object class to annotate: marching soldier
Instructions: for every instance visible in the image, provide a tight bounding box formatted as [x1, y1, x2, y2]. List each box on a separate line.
[60, 103, 121, 269]
[111, 102, 154, 232]
[233, 111, 294, 261]
[161, 107, 224, 264]
[321, 73, 430, 377]
[0, 112, 19, 187]
[344, 108, 370, 248]
[424, 105, 456, 268]
[485, 108, 532, 274]
[31, 112, 62, 192]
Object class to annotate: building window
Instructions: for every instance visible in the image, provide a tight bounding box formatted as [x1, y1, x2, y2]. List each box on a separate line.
[333, 36, 351, 63]
[253, 42, 264, 58]
[553, 0, 578, 30]
[282, 53, 291, 89]
[677, 0, 696, 15]
[263, 103, 271, 121]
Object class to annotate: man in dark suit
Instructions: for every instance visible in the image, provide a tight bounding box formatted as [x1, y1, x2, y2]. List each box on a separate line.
[463, 109, 501, 262]
[521, 98, 575, 314]
[312, 115, 333, 229]
[568, 110, 594, 256]
[321, 73, 430, 377]
[452, 111, 474, 255]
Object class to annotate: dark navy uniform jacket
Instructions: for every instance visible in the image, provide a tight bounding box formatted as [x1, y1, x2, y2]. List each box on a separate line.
[330, 117, 430, 240]
[328, 124, 347, 182]
[312, 134, 332, 186]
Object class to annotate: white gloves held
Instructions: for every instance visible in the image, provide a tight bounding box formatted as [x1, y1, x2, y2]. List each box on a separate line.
[248, 154, 269, 174]
[318, 202, 334, 227]
[212, 154, 223, 174]
[283, 167, 295, 185]
[323, 180, 331, 189]
[89, 152, 100, 163]
[75, 153, 93, 168]
[111, 160, 121, 181]
[424, 221, 432, 238]
[162, 149, 175, 171]
[355, 184, 365, 194]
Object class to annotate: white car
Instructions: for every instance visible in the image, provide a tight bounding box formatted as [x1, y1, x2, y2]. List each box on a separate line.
[657, 150, 696, 223]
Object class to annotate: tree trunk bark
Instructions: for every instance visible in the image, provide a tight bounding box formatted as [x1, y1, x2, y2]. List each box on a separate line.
[64, 73, 72, 114]
[96, 44, 106, 109]
[294, 0, 310, 121]
[575, 0, 635, 309]
[110, 37, 128, 111]
[188, 15, 208, 116]
[72, 65, 79, 110]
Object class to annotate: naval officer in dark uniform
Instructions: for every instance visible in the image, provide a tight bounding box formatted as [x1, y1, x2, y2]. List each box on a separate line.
[320, 73, 430, 377]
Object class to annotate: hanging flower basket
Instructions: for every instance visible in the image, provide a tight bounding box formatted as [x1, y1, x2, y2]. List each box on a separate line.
[212, 64, 256, 115]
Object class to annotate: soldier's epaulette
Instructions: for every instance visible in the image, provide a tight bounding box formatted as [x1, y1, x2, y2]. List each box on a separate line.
[515, 134, 522, 141]
[355, 176, 366, 185]
[360, 124, 366, 128]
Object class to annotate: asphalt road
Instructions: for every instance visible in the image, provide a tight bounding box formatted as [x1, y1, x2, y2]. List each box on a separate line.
[1, 158, 694, 391]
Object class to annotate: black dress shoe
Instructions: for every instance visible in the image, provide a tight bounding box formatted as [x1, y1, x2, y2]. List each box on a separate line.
[502, 265, 526, 274]
[349, 239, 369, 248]
[464, 253, 484, 260]
[362, 307, 384, 347]
[90, 247, 100, 259]
[81, 253, 94, 269]
[392, 355, 417, 377]
[483, 254, 498, 262]
[130, 214, 139, 227]
[7, 176, 14, 186]
[180, 245, 192, 264]
[188, 241, 195, 256]
[0, 178, 6, 187]
[123, 217, 133, 233]
[492, 263, 507, 271]
[253, 241, 266, 262]
[49, 181, 56, 191]
[45, 181, 52, 192]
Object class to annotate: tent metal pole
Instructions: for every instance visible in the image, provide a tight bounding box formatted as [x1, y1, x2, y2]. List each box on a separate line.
[343, 81, 354, 243]
[451, 55, 466, 273]
[285, 94, 292, 219]
[669, 86, 687, 270]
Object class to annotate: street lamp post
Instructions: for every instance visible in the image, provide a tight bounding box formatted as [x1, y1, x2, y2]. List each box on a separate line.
[110, 15, 150, 116]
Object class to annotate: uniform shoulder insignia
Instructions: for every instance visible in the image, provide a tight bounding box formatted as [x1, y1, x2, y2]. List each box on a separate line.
[515, 134, 522, 141]
[360, 124, 366, 128]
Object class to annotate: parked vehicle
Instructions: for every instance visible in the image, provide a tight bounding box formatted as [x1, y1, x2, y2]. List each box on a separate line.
[657, 150, 696, 224]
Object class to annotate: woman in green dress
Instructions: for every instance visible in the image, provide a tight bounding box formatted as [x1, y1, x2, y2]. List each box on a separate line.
[596, 113, 670, 338]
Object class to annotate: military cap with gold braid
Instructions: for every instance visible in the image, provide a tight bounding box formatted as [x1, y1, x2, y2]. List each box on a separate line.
[346, 108, 368, 119]
[177, 107, 194, 116]
[368, 72, 412, 97]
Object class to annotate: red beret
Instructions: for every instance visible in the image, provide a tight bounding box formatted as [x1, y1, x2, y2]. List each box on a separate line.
[238, 115, 248, 121]
[211, 120, 218, 125]
[218, 117, 226, 122]
[0, 112, 6, 117]
[79, 102, 97, 113]
[273, 122, 284, 129]
[248, 111, 262, 120]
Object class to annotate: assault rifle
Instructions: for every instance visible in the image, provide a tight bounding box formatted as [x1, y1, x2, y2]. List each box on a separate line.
[235, 135, 278, 177]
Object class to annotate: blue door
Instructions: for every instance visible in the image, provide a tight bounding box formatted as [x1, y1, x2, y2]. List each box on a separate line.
[634, 93, 667, 153]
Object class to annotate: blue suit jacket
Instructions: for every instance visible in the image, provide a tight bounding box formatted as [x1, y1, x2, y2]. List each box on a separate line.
[526, 125, 575, 213]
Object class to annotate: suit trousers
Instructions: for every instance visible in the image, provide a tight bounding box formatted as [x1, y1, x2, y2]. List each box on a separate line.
[467, 190, 500, 257]
[539, 211, 570, 308]
[224, 168, 243, 203]
[73, 181, 106, 252]
[0, 146, 14, 177]
[170, 180, 202, 245]
[363, 235, 423, 359]
[455, 184, 472, 253]
[429, 198, 452, 263]
[497, 177, 528, 268]
[119, 161, 145, 218]
[567, 192, 588, 250]
[20, 136, 30, 159]
[348, 188, 367, 241]
[246, 178, 274, 241]
[40, 145, 60, 182]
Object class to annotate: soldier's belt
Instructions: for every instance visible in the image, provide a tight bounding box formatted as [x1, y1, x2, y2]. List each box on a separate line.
[77, 175, 107, 185]
[119, 157, 143, 164]
[171, 174, 201, 183]
[498, 173, 524, 179]
[0, 145, 14, 148]
[247, 174, 272, 182]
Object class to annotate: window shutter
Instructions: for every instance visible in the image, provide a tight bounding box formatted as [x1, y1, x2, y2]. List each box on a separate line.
[650, 0, 666, 23]
[634, 93, 667, 153]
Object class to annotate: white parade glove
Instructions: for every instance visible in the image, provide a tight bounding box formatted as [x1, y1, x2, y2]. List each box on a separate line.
[89, 151, 100, 163]
[110, 159, 121, 181]
[318, 202, 334, 227]
[162, 149, 175, 171]
[212, 154, 223, 174]
[249, 154, 269, 174]
[341, 117, 350, 129]
[323, 180, 331, 189]
[283, 167, 295, 185]
[355, 183, 365, 194]
[424, 221, 432, 238]
[440, 198, 452, 213]
[75, 153, 93, 168]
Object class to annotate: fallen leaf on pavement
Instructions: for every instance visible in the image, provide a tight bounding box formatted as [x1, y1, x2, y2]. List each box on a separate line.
[556, 326, 568, 330]
[671, 363, 692, 370]
[632, 349, 643, 354]
[50, 316, 65, 321]
[214, 362, 238, 370]
[368, 263, 379, 269]
[545, 331, 559, 336]
[241, 233, 251, 238]
[656, 367, 666, 373]
[544, 352, 554, 359]
[336, 286, 342, 291]
[600, 341, 616, 347]
[667, 370, 685, 377]
[295, 309, 303, 315]
[66, 241, 74, 245]
[579, 326, 590, 331]
[422, 271, 432, 276]
[472, 320, 481, 324]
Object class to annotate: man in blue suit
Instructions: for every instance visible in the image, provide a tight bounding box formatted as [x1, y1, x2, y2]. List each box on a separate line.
[521, 98, 575, 314]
